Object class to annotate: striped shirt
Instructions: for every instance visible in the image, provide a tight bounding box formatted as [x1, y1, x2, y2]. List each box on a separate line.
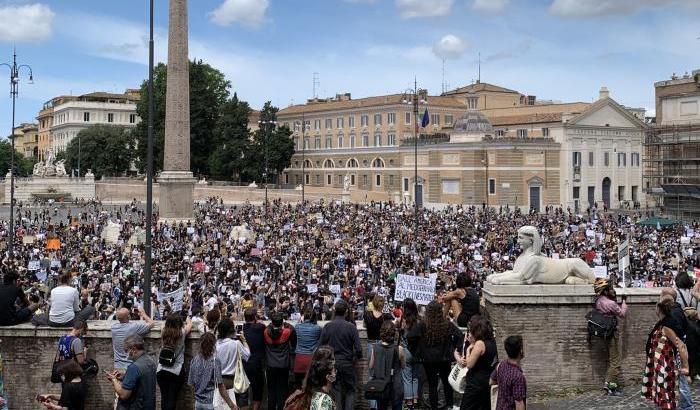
[187, 355, 222, 405]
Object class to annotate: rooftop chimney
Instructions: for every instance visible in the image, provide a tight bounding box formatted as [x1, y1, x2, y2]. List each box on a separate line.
[599, 86, 610, 100]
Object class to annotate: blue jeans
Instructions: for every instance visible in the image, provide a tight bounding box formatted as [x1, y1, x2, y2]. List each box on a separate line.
[367, 342, 378, 409]
[677, 355, 695, 410]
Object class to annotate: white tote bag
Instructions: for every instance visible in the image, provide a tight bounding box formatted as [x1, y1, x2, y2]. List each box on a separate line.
[233, 342, 250, 394]
[448, 338, 469, 394]
[213, 387, 237, 410]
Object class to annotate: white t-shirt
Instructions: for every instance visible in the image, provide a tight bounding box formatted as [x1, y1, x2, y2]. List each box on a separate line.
[205, 296, 218, 311]
[216, 338, 250, 376]
[49, 285, 79, 324]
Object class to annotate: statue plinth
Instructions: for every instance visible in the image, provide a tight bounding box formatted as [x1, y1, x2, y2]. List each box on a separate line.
[158, 171, 195, 222]
[341, 189, 351, 204]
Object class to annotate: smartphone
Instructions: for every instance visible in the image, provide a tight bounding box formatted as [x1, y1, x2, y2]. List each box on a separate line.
[236, 324, 243, 333]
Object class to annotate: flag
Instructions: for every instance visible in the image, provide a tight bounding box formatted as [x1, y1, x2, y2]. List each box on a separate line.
[421, 108, 430, 128]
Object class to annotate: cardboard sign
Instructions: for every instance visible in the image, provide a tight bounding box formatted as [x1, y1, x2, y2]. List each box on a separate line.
[307, 284, 318, 294]
[394, 274, 437, 305]
[329, 284, 341, 295]
[46, 238, 61, 250]
[593, 265, 608, 279]
[681, 236, 691, 245]
[27, 260, 40, 271]
[157, 287, 184, 312]
[22, 235, 35, 245]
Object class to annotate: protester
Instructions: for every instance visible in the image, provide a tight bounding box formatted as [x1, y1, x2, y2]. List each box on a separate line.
[456, 317, 498, 410]
[111, 307, 155, 371]
[216, 318, 250, 408]
[242, 307, 266, 410]
[286, 345, 337, 410]
[418, 300, 463, 410]
[593, 278, 627, 395]
[106, 334, 157, 410]
[643, 296, 690, 409]
[188, 332, 237, 410]
[0, 271, 41, 326]
[398, 298, 421, 410]
[157, 314, 193, 410]
[675, 273, 700, 310]
[490, 335, 526, 410]
[294, 306, 322, 388]
[56, 320, 88, 366]
[367, 320, 404, 410]
[264, 312, 296, 410]
[320, 300, 362, 410]
[37, 360, 86, 410]
[660, 287, 694, 410]
[32, 272, 95, 327]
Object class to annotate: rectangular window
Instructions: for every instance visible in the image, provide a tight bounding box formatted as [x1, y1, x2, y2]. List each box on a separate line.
[325, 137, 332, 149]
[336, 117, 344, 129]
[83, 112, 90, 122]
[495, 129, 505, 137]
[325, 119, 333, 129]
[314, 138, 321, 149]
[403, 178, 409, 192]
[305, 174, 310, 185]
[107, 113, 114, 123]
[588, 152, 594, 166]
[542, 127, 549, 137]
[350, 135, 355, 148]
[388, 113, 396, 125]
[388, 133, 396, 146]
[389, 175, 394, 187]
[618, 185, 625, 200]
[573, 151, 581, 167]
[445, 115, 453, 125]
[467, 97, 478, 109]
[517, 129, 527, 138]
[374, 134, 382, 146]
[431, 114, 440, 125]
[405, 112, 411, 125]
[442, 179, 460, 195]
[604, 152, 610, 167]
[316, 175, 321, 185]
[327, 174, 332, 185]
[314, 120, 321, 130]
[488, 178, 496, 195]
[374, 113, 382, 126]
[375, 174, 381, 187]
[573, 186, 580, 199]
[632, 186, 638, 202]
[304, 120, 310, 130]
[361, 115, 369, 127]
[363, 174, 368, 186]
[362, 134, 369, 147]
[631, 152, 640, 167]
[303, 138, 309, 150]
[348, 116, 355, 128]
[617, 152, 626, 167]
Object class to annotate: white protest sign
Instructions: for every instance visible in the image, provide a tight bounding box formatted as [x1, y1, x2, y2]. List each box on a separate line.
[586, 229, 595, 238]
[307, 284, 318, 294]
[394, 274, 436, 305]
[256, 240, 265, 249]
[28, 260, 40, 271]
[157, 287, 184, 312]
[593, 265, 608, 279]
[329, 284, 341, 295]
[618, 239, 629, 287]
[681, 236, 691, 245]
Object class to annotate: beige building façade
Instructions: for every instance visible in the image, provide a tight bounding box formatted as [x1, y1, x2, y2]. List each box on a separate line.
[278, 82, 645, 211]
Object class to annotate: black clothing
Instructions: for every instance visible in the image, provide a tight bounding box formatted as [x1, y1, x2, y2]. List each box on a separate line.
[0, 283, 25, 325]
[457, 288, 480, 328]
[364, 312, 393, 341]
[243, 322, 266, 367]
[320, 316, 362, 364]
[666, 303, 689, 340]
[417, 321, 463, 363]
[461, 338, 498, 410]
[157, 369, 185, 410]
[424, 361, 453, 410]
[58, 380, 86, 410]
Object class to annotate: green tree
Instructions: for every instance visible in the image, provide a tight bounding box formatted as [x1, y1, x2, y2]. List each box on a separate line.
[63, 125, 134, 178]
[244, 102, 294, 183]
[207, 93, 251, 181]
[133, 60, 231, 175]
[0, 140, 34, 176]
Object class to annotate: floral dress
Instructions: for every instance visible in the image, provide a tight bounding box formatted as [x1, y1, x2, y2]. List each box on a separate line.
[642, 320, 677, 410]
[310, 391, 335, 410]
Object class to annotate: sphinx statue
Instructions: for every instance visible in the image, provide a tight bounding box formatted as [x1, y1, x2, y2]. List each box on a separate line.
[486, 225, 595, 285]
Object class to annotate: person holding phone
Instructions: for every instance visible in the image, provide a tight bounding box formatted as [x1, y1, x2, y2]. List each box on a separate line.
[216, 319, 250, 406]
[38, 360, 86, 410]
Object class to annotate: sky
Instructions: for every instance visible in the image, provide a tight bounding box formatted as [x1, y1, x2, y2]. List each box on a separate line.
[0, 0, 699, 136]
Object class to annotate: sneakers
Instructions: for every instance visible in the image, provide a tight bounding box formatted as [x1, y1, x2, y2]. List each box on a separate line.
[604, 382, 623, 396]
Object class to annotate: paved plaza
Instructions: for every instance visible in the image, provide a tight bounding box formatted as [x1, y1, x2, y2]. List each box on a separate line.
[529, 384, 700, 409]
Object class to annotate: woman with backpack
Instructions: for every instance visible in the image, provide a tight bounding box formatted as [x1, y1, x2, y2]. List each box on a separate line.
[455, 317, 498, 410]
[188, 332, 237, 410]
[417, 300, 463, 410]
[157, 314, 193, 410]
[367, 321, 404, 410]
[675, 272, 700, 311]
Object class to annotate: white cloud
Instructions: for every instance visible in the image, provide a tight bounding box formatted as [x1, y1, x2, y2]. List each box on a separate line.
[432, 34, 468, 59]
[0, 3, 54, 42]
[209, 0, 269, 27]
[549, 0, 692, 17]
[366, 45, 434, 62]
[395, 0, 454, 18]
[472, 0, 510, 13]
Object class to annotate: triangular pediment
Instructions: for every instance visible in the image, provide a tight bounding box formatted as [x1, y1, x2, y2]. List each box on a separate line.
[568, 98, 645, 129]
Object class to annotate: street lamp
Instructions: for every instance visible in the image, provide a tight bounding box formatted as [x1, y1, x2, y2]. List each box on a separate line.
[143, 0, 155, 315]
[401, 79, 426, 238]
[1, 49, 33, 259]
[295, 114, 309, 204]
[258, 119, 277, 212]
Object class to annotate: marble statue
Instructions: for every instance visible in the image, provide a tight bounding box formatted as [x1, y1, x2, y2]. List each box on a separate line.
[32, 150, 67, 178]
[33, 161, 44, 177]
[343, 174, 351, 192]
[486, 225, 595, 285]
[55, 160, 67, 177]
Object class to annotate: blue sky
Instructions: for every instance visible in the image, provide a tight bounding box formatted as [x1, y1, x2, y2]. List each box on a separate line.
[0, 0, 699, 136]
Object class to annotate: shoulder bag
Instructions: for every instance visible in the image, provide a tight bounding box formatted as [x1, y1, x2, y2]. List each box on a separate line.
[233, 342, 250, 394]
[448, 336, 469, 394]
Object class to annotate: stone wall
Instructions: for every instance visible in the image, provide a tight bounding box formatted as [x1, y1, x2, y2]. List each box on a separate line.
[5, 176, 96, 203]
[0, 321, 370, 410]
[482, 283, 661, 394]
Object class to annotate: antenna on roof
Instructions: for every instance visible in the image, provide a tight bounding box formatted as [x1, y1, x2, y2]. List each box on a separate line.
[477, 52, 481, 84]
[313, 72, 320, 99]
[441, 57, 446, 94]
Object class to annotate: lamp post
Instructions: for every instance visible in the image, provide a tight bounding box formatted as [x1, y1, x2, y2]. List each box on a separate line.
[143, 0, 155, 316]
[295, 114, 309, 204]
[258, 119, 277, 213]
[482, 151, 489, 209]
[402, 79, 426, 238]
[1, 49, 33, 259]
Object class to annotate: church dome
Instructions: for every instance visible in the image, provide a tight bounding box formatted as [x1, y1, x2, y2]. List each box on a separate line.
[452, 110, 493, 134]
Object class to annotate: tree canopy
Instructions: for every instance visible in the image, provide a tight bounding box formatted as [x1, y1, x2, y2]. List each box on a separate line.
[63, 125, 135, 178]
[0, 140, 35, 177]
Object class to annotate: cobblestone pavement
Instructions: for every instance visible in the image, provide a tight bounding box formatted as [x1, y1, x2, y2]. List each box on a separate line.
[530, 383, 700, 410]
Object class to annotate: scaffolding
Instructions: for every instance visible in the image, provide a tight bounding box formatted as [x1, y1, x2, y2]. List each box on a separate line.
[643, 122, 700, 220]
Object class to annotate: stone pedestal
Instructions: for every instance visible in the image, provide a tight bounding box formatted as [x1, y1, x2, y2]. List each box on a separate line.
[342, 190, 351, 203]
[6, 174, 96, 203]
[482, 283, 661, 393]
[158, 171, 195, 222]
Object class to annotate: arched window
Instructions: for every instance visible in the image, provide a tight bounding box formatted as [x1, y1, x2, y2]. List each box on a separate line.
[323, 159, 335, 168]
[347, 158, 359, 168]
[303, 159, 313, 168]
[372, 158, 385, 168]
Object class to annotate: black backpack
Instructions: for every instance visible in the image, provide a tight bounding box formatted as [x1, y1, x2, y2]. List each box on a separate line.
[364, 345, 396, 401]
[159, 345, 177, 367]
[586, 309, 617, 341]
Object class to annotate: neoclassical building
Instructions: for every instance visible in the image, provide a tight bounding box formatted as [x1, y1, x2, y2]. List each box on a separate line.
[278, 82, 645, 210]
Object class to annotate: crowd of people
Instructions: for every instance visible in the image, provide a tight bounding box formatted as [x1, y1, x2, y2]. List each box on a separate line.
[0, 197, 697, 409]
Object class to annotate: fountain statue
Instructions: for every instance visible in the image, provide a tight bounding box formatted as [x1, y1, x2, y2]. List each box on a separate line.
[486, 226, 595, 285]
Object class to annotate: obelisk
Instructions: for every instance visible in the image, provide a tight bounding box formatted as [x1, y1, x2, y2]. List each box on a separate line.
[159, 0, 195, 221]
